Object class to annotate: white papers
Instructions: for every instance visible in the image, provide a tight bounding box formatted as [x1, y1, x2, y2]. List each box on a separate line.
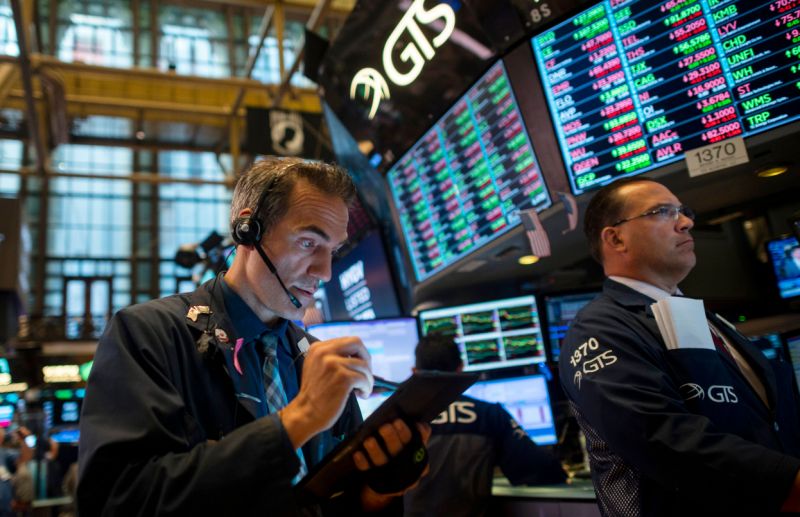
[651, 297, 715, 351]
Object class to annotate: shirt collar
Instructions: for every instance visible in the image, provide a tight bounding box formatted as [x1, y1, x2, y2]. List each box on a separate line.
[608, 276, 682, 301]
[220, 275, 288, 343]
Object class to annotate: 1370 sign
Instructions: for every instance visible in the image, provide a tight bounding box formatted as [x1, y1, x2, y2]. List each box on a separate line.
[686, 136, 749, 177]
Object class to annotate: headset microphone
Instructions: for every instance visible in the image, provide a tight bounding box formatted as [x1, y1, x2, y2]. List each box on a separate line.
[253, 244, 303, 309]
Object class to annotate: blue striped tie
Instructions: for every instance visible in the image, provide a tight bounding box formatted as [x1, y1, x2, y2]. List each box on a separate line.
[262, 334, 308, 483]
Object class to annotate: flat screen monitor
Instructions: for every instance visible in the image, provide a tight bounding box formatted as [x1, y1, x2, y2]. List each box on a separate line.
[0, 404, 13, 428]
[307, 318, 418, 383]
[418, 295, 546, 372]
[785, 332, 800, 387]
[42, 389, 85, 429]
[544, 291, 600, 363]
[50, 428, 80, 444]
[766, 236, 800, 299]
[387, 60, 552, 283]
[532, 0, 800, 195]
[324, 232, 402, 321]
[749, 332, 784, 360]
[464, 374, 557, 445]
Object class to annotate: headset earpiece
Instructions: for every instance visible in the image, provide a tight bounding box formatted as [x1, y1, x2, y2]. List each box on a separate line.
[232, 216, 262, 246]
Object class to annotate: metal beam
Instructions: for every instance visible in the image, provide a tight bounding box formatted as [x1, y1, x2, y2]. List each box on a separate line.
[229, 6, 276, 109]
[10, 0, 47, 174]
[2, 166, 234, 186]
[226, 5, 275, 172]
[273, 0, 331, 107]
[160, 0, 353, 15]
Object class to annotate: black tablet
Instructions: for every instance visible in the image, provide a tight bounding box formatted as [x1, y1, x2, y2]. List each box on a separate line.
[296, 370, 478, 500]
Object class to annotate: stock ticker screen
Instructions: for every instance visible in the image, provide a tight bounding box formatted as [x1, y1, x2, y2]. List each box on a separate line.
[418, 295, 547, 372]
[387, 61, 551, 283]
[533, 0, 800, 194]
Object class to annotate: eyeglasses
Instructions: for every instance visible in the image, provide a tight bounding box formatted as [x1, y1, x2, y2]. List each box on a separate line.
[611, 205, 695, 227]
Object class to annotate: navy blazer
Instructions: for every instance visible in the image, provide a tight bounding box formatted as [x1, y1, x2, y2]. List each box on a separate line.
[560, 279, 800, 517]
[77, 278, 363, 517]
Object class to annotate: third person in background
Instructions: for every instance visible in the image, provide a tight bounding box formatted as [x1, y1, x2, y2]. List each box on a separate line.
[403, 334, 566, 517]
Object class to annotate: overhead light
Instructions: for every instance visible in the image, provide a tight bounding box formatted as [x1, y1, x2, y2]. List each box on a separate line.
[518, 255, 539, 265]
[755, 165, 789, 178]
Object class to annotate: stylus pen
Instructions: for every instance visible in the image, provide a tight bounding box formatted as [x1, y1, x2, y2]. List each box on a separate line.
[373, 376, 400, 391]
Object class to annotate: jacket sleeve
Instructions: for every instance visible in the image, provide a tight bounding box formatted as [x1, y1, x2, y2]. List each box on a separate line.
[559, 306, 800, 513]
[77, 308, 302, 517]
[491, 404, 566, 485]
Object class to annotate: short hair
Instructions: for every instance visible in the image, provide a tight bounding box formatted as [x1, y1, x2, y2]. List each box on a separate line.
[230, 157, 357, 237]
[415, 334, 463, 372]
[584, 177, 657, 264]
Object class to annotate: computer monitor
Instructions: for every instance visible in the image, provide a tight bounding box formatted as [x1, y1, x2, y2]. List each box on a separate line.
[785, 332, 800, 387]
[543, 291, 600, 363]
[748, 333, 784, 361]
[0, 404, 13, 428]
[766, 236, 800, 299]
[418, 295, 546, 372]
[50, 428, 80, 444]
[464, 374, 557, 445]
[324, 232, 401, 321]
[307, 318, 418, 383]
[386, 60, 552, 283]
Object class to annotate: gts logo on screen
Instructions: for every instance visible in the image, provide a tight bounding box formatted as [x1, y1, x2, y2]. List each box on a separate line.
[432, 401, 477, 424]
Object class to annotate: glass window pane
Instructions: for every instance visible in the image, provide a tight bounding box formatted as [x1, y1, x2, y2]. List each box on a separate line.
[56, 0, 133, 67]
[0, 1, 19, 56]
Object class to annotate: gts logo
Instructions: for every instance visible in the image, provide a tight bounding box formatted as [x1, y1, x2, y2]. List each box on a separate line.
[432, 401, 477, 424]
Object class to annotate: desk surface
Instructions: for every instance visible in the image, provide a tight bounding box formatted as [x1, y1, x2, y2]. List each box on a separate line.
[492, 477, 597, 500]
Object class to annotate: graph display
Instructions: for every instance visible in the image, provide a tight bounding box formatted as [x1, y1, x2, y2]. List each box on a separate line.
[465, 374, 557, 445]
[418, 295, 546, 372]
[533, 0, 800, 194]
[388, 61, 552, 282]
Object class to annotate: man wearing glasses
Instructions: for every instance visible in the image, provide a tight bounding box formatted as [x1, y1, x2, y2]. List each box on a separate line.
[560, 178, 800, 516]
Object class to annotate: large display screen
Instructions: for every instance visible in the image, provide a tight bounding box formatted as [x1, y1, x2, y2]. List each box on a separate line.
[544, 291, 600, 362]
[533, 0, 800, 194]
[766, 235, 800, 299]
[418, 295, 546, 372]
[323, 232, 402, 321]
[307, 318, 418, 383]
[388, 61, 552, 282]
[464, 374, 557, 445]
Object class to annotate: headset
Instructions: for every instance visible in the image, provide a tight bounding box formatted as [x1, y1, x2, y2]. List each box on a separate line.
[231, 175, 302, 309]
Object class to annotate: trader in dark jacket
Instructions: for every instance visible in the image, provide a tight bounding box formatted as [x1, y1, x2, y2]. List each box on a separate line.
[404, 334, 566, 516]
[560, 178, 800, 516]
[78, 157, 429, 516]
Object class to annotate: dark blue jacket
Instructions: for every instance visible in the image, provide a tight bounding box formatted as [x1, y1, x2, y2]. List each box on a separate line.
[560, 279, 800, 516]
[77, 279, 363, 516]
[403, 396, 565, 517]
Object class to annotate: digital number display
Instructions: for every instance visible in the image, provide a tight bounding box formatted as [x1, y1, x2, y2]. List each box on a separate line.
[388, 61, 551, 282]
[533, 0, 800, 194]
